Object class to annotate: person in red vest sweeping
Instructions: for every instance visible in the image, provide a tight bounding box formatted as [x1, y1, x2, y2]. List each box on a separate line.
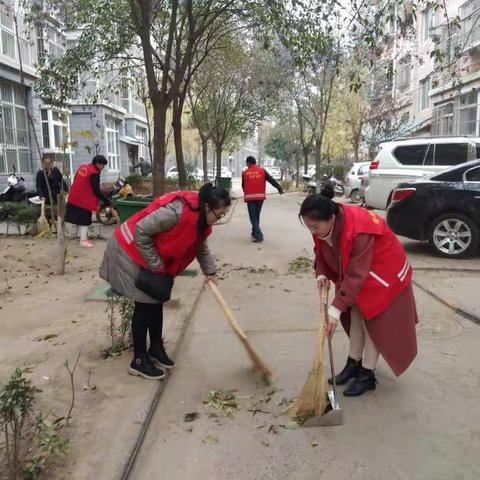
[99, 183, 231, 380]
[299, 191, 418, 397]
[65, 155, 113, 248]
[242, 156, 283, 242]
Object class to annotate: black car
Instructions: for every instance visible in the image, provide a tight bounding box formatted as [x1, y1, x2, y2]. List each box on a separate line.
[387, 160, 480, 258]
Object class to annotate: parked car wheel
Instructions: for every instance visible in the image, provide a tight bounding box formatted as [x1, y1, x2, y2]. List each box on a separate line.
[428, 213, 479, 258]
[350, 189, 362, 204]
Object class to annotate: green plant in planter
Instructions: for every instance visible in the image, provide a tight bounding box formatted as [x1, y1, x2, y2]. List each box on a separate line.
[280, 179, 292, 192]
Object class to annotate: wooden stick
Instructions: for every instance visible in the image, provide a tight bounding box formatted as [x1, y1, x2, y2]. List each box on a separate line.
[207, 281, 272, 379]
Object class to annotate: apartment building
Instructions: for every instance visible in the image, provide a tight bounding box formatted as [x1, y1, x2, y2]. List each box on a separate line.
[380, 0, 480, 139]
[0, 1, 150, 188]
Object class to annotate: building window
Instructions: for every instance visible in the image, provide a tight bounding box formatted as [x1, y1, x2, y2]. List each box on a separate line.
[106, 117, 120, 171]
[435, 102, 454, 135]
[41, 109, 70, 150]
[136, 126, 147, 160]
[458, 90, 478, 135]
[422, 5, 435, 42]
[0, 79, 30, 174]
[420, 76, 431, 110]
[397, 55, 412, 92]
[0, 7, 15, 59]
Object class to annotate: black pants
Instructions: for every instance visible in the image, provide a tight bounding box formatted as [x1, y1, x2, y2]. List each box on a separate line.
[132, 302, 163, 359]
[247, 200, 264, 240]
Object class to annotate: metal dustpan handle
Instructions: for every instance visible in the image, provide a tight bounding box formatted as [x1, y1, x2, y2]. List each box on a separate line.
[324, 301, 340, 409]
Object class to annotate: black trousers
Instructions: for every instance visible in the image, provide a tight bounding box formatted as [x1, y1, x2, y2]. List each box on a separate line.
[132, 302, 164, 359]
[247, 200, 264, 240]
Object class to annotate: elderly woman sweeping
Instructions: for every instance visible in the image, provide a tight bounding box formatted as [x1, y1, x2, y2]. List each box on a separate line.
[299, 192, 418, 397]
[100, 183, 231, 380]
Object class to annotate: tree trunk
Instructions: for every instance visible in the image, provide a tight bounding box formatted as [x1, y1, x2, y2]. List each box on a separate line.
[56, 194, 67, 275]
[315, 138, 322, 194]
[152, 98, 167, 197]
[202, 137, 208, 182]
[173, 99, 187, 189]
[303, 148, 309, 175]
[295, 152, 300, 188]
[215, 142, 222, 185]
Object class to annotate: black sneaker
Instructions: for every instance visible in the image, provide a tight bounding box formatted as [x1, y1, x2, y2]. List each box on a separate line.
[128, 355, 165, 380]
[148, 344, 175, 370]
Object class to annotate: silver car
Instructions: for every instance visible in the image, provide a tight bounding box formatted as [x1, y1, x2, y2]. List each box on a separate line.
[344, 162, 370, 203]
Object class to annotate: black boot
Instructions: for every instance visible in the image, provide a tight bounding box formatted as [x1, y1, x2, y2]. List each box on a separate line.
[343, 367, 377, 397]
[148, 342, 175, 370]
[128, 355, 165, 380]
[329, 357, 362, 385]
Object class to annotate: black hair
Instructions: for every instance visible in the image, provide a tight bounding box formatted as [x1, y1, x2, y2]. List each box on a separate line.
[299, 193, 339, 222]
[92, 155, 108, 166]
[246, 156, 256, 165]
[320, 182, 335, 200]
[197, 182, 232, 235]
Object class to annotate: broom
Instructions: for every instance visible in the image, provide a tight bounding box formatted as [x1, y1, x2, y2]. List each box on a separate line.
[286, 285, 329, 422]
[37, 199, 50, 235]
[207, 280, 272, 382]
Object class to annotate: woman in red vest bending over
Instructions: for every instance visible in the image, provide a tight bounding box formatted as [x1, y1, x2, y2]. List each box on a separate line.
[100, 183, 231, 380]
[65, 155, 112, 248]
[299, 192, 418, 397]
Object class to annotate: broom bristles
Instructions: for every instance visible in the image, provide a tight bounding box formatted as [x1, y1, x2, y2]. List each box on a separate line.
[286, 286, 329, 421]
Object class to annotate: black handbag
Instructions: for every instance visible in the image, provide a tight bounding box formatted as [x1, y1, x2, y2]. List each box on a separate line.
[135, 269, 174, 302]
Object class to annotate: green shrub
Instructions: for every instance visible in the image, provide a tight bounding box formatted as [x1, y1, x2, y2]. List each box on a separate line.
[280, 179, 292, 192]
[0, 202, 39, 234]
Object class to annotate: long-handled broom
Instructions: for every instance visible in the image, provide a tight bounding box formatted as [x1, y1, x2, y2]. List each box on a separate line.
[37, 199, 50, 235]
[207, 280, 272, 383]
[286, 285, 342, 425]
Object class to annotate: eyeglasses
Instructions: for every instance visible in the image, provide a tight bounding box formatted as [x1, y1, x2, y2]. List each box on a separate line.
[211, 209, 227, 221]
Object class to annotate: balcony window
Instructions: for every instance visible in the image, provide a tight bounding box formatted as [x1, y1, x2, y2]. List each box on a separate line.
[422, 6, 435, 42]
[41, 109, 70, 151]
[458, 90, 478, 135]
[420, 76, 431, 111]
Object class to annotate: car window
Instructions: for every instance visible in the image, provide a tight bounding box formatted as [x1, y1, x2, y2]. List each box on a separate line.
[431, 170, 464, 182]
[434, 143, 468, 166]
[424, 144, 434, 165]
[476, 144, 480, 158]
[465, 167, 480, 181]
[358, 165, 369, 175]
[393, 145, 428, 165]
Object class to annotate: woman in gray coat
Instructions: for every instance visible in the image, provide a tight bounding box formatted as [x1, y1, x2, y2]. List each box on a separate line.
[100, 183, 231, 379]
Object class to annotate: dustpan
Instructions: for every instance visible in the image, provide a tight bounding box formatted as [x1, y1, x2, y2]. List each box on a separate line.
[303, 333, 343, 427]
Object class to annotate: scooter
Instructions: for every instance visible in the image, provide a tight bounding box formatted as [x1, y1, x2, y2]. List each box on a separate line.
[96, 177, 133, 225]
[0, 167, 30, 203]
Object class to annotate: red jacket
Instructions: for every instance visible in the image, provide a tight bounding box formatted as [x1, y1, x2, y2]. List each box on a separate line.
[68, 163, 100, 212]
[115, 191, 212, 277]
[314, 204, 412, 320]
[242, 165, 266, 202]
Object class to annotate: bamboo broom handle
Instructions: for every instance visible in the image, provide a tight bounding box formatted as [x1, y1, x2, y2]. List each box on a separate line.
[207, 281, 248, 340]
[41, 199, 46, 217]
[316, 285, 328, 364]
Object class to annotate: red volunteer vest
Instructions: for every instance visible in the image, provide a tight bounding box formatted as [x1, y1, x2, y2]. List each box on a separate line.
[68, 163, 100, 212]
[314, 204, 412, 320]
[115, 191, 212, 277]
[242, 165, 266, 202]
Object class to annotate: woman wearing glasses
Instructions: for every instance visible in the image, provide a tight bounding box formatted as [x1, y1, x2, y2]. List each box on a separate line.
[100, 183, 231, 380]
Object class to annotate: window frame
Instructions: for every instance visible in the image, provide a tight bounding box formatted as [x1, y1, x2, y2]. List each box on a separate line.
[464, 166, 480, 182]
[106, 117, 120, 172]
[41, 108, 70, 151]
[420, 76, 431, 111]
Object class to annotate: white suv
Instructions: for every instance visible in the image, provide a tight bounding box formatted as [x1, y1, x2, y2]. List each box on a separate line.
[365, 137, 480, 210]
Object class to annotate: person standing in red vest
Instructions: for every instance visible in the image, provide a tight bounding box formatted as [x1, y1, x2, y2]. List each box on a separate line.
[65, 155, 113, 248]
[242, 156, 283, 242]
[299, 192, 418, 397]
[100, 183, 231, 380]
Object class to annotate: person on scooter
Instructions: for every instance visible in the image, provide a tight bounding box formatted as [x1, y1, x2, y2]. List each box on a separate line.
[65, 155, 114, 248]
